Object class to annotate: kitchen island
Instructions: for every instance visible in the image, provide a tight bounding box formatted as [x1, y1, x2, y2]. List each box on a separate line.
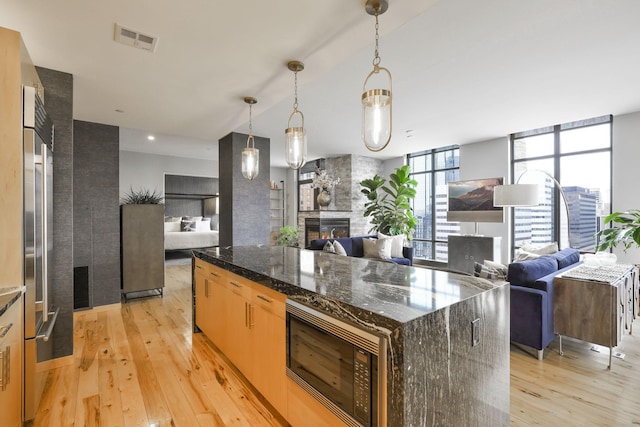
[193, 245, 509, 427]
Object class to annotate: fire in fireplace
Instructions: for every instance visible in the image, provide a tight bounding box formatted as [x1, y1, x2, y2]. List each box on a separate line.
[304, 218, 350, 248]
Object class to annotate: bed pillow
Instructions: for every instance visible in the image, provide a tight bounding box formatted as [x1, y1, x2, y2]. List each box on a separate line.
[182, 216, 203, 221]
[164, 216, 181, 223]
[195, 219, 211, 232]
[181, 220, 197, 232]
[363, 237, 392, 260]
[164, 221, 181, 232]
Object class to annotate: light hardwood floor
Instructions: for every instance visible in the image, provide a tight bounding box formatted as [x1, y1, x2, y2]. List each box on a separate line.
[32, 264, 640, 426]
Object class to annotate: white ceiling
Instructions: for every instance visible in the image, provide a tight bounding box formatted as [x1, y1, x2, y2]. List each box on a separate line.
[2, 0, 640, 167]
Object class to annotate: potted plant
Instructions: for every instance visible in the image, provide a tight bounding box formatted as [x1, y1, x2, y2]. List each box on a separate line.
[360, 165, 418, 241]
[277, 226, 299, 247]
[121, 187, 163, 205]
[595, 209, 640, 252]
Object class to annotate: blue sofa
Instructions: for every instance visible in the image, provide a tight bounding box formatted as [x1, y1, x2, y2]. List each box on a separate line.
[308, 235, 414, 266]
[508, 248, 581, 360]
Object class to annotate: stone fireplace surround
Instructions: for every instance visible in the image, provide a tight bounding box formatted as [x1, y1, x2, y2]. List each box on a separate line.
[297, 154, 384, 247]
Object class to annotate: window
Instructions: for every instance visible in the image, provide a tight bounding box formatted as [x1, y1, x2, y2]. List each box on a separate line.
[298, 159, 324, 211]
[511, 116, 612, 253]
[407, 146, 460, 262]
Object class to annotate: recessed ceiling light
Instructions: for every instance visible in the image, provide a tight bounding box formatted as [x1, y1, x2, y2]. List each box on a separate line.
[147, 135, 155, 141]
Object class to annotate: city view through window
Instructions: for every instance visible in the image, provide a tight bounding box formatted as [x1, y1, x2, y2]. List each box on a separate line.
[512, 116, 612, 253]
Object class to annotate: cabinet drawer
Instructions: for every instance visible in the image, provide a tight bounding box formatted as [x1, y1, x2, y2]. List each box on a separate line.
[225, 272, 253, 299]
[194, 258, 209, 274]
[252, 286, 286, 319]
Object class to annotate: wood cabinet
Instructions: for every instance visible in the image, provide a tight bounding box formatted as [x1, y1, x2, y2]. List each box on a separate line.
[195, 261, 287, 416]
[0, 296, 23, 427]
[554, 264, 639, 368]
[121, 204, 165, 299]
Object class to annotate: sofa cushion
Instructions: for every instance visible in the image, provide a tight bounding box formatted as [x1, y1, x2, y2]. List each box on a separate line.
[333, 240, 348, 256]
[378, 232, 405, 258]
[363, 237, 392, 260]
[508, 256, 558, 287]
[548, 248, 580, 269]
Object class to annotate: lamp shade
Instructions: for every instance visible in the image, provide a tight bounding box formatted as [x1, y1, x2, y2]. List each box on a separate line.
[493, 184, 539, 207]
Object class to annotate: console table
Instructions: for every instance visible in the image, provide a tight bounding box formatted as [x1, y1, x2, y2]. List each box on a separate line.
[554, 263, 639, 369]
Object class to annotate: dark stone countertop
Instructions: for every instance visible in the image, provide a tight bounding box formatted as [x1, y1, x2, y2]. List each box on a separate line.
[0, 286, 25, 317]
[193, 245, 502, 327]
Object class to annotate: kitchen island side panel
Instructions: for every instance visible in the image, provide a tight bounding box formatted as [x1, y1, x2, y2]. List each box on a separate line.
[403, 284, 510, 426]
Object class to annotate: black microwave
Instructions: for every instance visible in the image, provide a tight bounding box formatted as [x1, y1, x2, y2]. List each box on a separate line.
[286, 300, 387, 427]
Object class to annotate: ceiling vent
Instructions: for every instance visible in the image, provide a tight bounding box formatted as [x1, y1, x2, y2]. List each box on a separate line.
[114, 24, 158, 52]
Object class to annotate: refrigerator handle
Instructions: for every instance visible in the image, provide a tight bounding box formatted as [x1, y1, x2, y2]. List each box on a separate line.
[41, 148, 50, 323]
[36, 307, 59, 342]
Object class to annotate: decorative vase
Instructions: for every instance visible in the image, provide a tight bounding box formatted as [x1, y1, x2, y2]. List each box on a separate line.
[317, 190, 331, 208]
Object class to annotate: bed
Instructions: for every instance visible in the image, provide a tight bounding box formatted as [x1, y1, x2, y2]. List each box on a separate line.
[164, 230, 219, 250]
[164, 216, 219, 250]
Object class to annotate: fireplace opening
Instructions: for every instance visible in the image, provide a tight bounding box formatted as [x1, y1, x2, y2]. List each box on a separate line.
[304, 218, 350, 248]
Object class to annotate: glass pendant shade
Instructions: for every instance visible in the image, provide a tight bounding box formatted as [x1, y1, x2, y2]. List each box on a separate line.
[242, 139, 259, 181]
[362, 69, 392, 151]
[285, 126, 306, 169]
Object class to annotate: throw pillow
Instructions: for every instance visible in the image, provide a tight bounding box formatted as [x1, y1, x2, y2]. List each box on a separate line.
[513, 249, 541, 261]
[363, 237, 392, 260]
[483, 260, 507, 279]
[323, 241, 336, 253]
[333, 240, 347, 256]
[195, 219, 211, 232]
[474, 262, 502, 280]
[521, 242, 558, 255]
[181, 220, 197, 232]
[378, 232, 405, 258]
[164, 221, 181, 233]
[182, 215, 203, 221]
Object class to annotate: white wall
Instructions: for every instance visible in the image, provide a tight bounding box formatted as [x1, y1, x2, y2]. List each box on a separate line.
[459, 137, 510, 264]
[612, 111, 640, 264]
[119, 150, 218, 200]
[383, 156, 405, 179]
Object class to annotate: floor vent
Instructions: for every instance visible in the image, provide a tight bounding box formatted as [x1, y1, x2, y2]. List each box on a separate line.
[114, 23, 158, 52]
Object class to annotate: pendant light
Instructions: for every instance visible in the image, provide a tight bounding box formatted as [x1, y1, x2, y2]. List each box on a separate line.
[362, 0, 392, 152]
[242, 96, 259, 180]
[285, 60, 307, 170]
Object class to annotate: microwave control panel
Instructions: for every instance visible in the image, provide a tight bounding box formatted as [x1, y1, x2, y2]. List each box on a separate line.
[354, 348, 371, 424]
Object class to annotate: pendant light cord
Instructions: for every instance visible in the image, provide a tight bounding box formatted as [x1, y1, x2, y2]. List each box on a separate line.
[293, 70, 299, 112]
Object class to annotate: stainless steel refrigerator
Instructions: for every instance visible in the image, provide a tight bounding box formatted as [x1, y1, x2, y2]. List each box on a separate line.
[23, 85, 59, 421]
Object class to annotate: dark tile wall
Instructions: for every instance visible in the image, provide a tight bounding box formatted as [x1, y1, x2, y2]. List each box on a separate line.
[36, 67, 74, 358]
[219, 132, 270, 247]
[73, 120, 121, 307]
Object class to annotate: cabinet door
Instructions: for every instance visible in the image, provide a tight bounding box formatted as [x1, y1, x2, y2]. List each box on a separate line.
[250, 288, 287, 416]
[225, 277, 252, 377]
[194, 268, 213, 338]
[0, 298, 23, 427]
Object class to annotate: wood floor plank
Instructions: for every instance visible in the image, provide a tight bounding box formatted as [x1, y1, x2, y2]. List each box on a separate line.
[106, 307, 149, 427]
[96, 311, 125, 427]
[120, 303, 173, 426]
